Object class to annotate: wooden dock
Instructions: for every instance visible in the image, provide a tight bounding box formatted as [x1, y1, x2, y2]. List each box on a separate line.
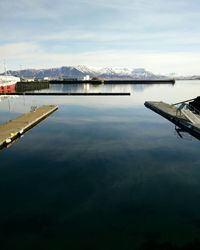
[144, 101, 200, 139]
[0, 105, 58, 149]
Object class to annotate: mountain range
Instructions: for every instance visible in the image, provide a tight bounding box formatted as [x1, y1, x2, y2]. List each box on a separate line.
[3, 65, 170, 80]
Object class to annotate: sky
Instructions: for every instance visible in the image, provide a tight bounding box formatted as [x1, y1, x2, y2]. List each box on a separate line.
[0, 0, 200, 75]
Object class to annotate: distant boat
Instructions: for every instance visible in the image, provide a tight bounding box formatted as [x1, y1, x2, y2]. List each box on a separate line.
[0, 75, 20, 93]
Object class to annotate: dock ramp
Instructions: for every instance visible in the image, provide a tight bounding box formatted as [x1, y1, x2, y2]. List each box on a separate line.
[181, 109, 200, 124]
[144, 101, 200, 140]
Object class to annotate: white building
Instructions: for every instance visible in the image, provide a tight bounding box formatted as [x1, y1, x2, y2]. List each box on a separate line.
[83, 75, 90, 81]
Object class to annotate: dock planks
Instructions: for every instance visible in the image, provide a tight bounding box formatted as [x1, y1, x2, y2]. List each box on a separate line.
[0, 105, 58, 149]
[145, 101, 187, 120]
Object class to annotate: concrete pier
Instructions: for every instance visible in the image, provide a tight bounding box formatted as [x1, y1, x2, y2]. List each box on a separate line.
[0, 92, 130, 96]
[16, 81, 49, 92]
[49, 79, 175, 84]
[145, 101, 200, 139]
[0, 105, 58, 149]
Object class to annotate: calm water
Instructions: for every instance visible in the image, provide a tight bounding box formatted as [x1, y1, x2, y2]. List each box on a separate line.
[0, 81, 200, 249]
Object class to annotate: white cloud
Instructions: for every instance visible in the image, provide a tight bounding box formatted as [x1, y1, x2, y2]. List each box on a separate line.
[1, 27, 200, 49]
[0, 42, 200, 75]
[0, 42, 39, 57]
[0, 0, 200, 75]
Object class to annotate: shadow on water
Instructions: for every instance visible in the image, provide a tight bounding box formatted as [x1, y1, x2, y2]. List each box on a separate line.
[174, 126, 200, 141]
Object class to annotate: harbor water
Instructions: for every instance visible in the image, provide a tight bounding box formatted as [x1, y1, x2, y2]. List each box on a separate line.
[0, 81, 200, 249]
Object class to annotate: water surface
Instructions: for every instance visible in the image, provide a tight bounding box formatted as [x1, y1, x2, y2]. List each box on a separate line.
[0, 81, 200, 249]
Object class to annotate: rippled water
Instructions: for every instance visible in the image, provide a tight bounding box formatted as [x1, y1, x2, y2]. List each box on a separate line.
[0, 81, 200, 249]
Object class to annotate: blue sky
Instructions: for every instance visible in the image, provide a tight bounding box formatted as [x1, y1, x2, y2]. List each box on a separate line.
[0, 0, 200, 74]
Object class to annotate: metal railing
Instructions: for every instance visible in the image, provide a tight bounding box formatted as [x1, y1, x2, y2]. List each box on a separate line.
[172, 98, 195, 106]
[175, 102, 200, 124]
[174, 99, 200, 116]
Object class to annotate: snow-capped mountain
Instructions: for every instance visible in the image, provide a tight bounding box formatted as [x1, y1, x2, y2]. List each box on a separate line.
[2, 65, 169, 80]
[73, 65, 98, 75]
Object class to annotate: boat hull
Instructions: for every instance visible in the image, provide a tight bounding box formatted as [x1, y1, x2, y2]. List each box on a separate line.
[0, 82, 16, 93]
[0, 75, 20, 93]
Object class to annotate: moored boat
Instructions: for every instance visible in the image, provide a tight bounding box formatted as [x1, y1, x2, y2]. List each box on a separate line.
[0, 75, 20, 93]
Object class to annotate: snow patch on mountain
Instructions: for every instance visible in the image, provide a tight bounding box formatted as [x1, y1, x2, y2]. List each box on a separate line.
[2, 65, 169, 80]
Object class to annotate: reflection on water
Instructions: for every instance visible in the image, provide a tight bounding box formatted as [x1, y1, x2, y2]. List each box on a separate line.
[0, 81, 200, 249]
[175, 126, 194, 140]
[47, 83, 173, 94]
[174, 126, 200, 141]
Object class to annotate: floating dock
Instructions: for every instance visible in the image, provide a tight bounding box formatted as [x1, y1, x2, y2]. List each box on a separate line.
[49, 79, 175, 84]
[0, 105, 58, 149]
[144, 101, 200, 139]
[104, 79, 175, 84]
[0, 92, 130, 96]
